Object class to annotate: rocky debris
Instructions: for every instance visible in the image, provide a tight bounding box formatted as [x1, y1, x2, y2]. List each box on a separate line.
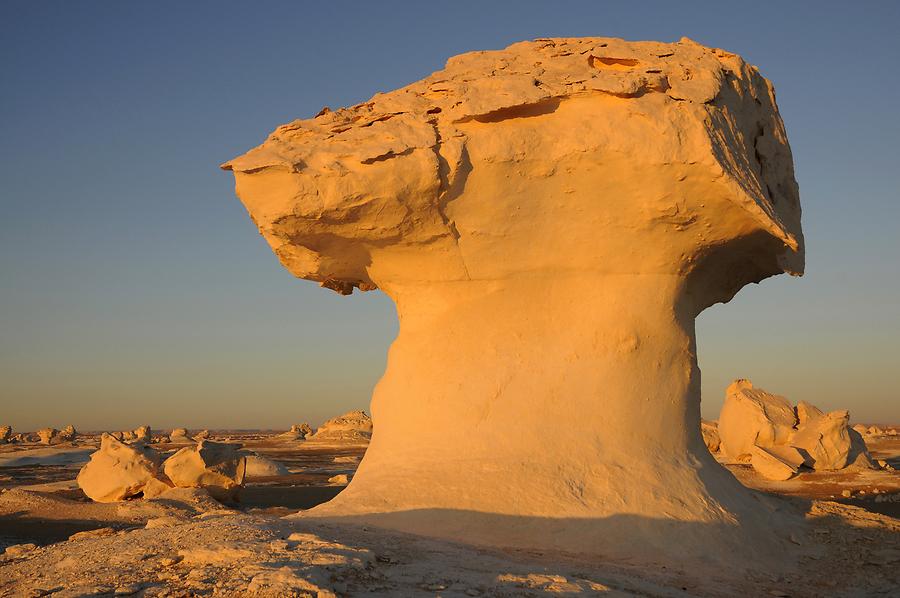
[0, 425, 11, 444]
[3, 543, 37, 558]
[168, 428, 193, 444]
[328, 474, 350, 485]
[279, 423, 314, 441]
[718, 380, 876, 479]
[162, 440, 246, 501]
[719, 380, 796, 461]
[307, 411, 372, 444]
[244, 454, 289, 478]
[76, 434, 171, 502]
[700, 420, 720, 453]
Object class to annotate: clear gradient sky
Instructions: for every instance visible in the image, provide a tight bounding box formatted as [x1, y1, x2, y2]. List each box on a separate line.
[1, 1, 898, 431]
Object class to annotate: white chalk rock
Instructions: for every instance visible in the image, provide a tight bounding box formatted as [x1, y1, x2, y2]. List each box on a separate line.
[37, 427, 60, 445]
[244, 454, 289, 478]
[131, 426, 152, 444]
[168, 428, 193, 443]
[719, 380, 796, 460]
[278, 423, 313, 441]
[790, 408, 852, 470]
[162, 440, 246, 501]
[194, 430, 211, 440]
[750, 445, 799, 481]
[307, 411, 372, 443]
[76, 433, 170, 502]
[0, 426, 11, 444]
[223, 36, 805, 566]
[701, 420, 721, 454]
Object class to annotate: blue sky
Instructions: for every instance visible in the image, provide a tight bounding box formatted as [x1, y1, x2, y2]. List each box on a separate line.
[1, 1, 898, 430]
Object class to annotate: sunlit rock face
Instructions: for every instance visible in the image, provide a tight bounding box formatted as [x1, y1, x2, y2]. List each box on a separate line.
[224, 37, 804, 567]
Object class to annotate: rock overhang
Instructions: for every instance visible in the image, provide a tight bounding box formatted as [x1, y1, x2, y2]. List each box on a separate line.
[222, 36, 803, 299]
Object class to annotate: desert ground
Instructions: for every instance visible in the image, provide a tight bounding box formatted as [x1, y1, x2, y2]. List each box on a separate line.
[1, 417, 898, 598]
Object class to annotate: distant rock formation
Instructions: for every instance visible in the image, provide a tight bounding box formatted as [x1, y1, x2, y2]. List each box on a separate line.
[278, 423, 314, 441]
[244, 454, 289, 478]
[168, 428, 193, 444]
[35, 426, 75, 445]
[0, 426, 11, 444]
[718, 380, 875, 479]
[306, 411, 372, 444]
[163, 440, 246, 501]
[194, 430, 211, 440]
[224, 36, 805, 566]
[76, 434, 170, 502]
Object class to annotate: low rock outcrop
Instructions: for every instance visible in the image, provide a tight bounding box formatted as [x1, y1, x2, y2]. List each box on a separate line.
[719, 380, 796, 461]
[76, 434, 171, 502]
[244, 455, 289, 478]
[162, 440, 246, 501]
[306, 411, 372, 444]
[718, 380, 875, 478]
[0, 426, 10, 444]
[37, 427, 75, 445]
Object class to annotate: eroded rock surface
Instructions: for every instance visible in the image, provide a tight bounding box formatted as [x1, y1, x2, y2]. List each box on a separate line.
[307, 411, 372, 444]
[224, 37, 804, 567]
[76, 434, 170, 502]
[163, 440, 246, 501]
[719, 380, 797, 461]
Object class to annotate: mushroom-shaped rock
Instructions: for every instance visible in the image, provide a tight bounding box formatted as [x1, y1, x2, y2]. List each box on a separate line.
[0, 426, 11, 444]
[223, 37, 804, 567]
[76, 434, 171, 502]
[719, 380, 797, 460]
[162, 440, 247, 501]
[37, 428, 60, 445]
[306, 411, 372, 444]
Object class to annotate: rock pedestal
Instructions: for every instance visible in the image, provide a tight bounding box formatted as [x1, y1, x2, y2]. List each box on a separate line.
[224, 37, 804, 567]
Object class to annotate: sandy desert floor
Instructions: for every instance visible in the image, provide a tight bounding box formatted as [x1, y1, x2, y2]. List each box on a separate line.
[1, 432, 898, 597]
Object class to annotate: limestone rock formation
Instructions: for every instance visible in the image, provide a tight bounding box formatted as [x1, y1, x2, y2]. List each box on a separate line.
[718, 379, 875, 476]
[790, 404, 851, 470]
[194, 430, 211, 440]
[0, 426, 11, 444]
[306, 411, 372, 444]
[224, 37, 805, 566]
[59, 425, 77, 442]
[162, 440, 247, 501]
[37, 428, 59, 445]
[719, 380, 797, 461]
[700, 420, 721, 454]
[279, 423, 314, 441]
[132, 426, 152, 444]
[750, 445, 799, 481]
[244, 454, 289, 478]
[168, 428, 193, 444]
[76, 434, 171, 502]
